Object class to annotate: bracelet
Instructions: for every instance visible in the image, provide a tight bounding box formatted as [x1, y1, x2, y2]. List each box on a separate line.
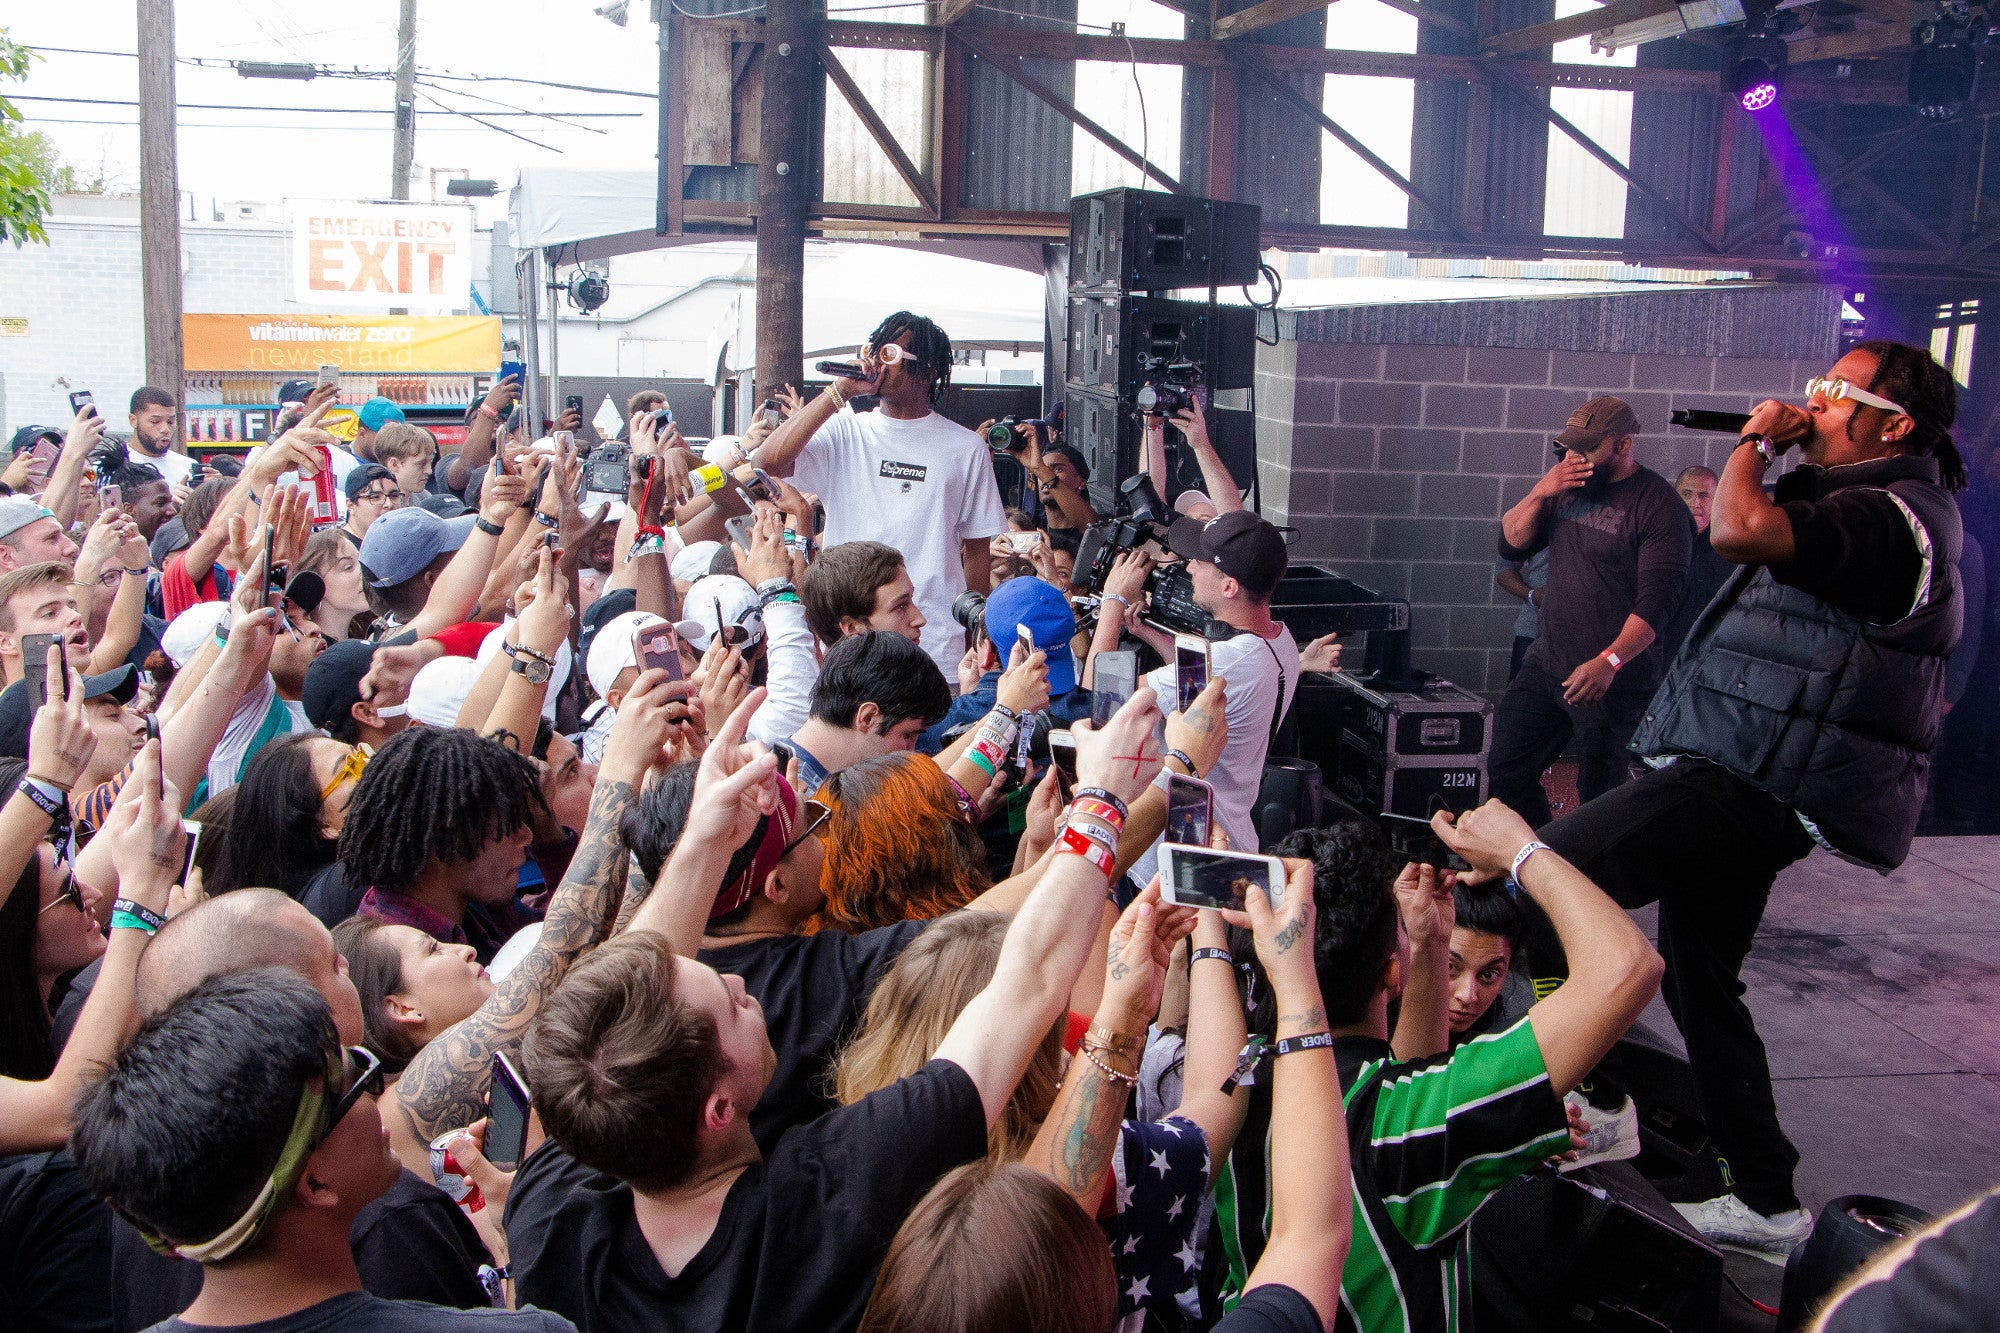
[1074, 787, 1128, 820]
[755, 577, 796, 598]
[1083, 1023, 1141, 1056]
[1069, 796, 1126, 833]
[1599, 649, 1623, 670]
[1508, 840, 1551, 896]
[764, 591, 800, 607]
[965, 742, 1000, 779]
[111, 899, 166, 935]
[122, 566, 148, 578]
[989, 701, 1020, 723]
[213, 623, 230, 649]
[1190, 946, 1233, 966]
[1102, 592, 1132, 611]
[478, 402, 502, 421]
[825, 384, 847, 410]
[502, 640, 557, 667]
[532, 511, 560, 528]
[1075, 1043, 1139, 1087]
[473, 516, 506, 537]
[16, 776, 67, 819]
[1273, 1031, 1334, 1058]
[1065, 814, 1120, 850]
[944, 773, 980, 823]
[629, 534, 667, 560]
[1059, 825, 1115, 875]
[1164, 747, 1196, 775]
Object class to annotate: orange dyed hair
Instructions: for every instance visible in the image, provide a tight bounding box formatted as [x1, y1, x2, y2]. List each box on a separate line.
[814, 753, 990, 934]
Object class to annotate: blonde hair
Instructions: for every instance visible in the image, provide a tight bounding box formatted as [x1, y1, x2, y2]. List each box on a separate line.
[370, 421, 436, 465]
[831, 911, 1062, 1161]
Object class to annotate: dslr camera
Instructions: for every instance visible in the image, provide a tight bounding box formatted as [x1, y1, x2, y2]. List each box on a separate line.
[1069, 474, 1206, 635]
[984, 414, 1060, 452]
[583, 443, 654, 496]
[1133, 357, 1204, 418]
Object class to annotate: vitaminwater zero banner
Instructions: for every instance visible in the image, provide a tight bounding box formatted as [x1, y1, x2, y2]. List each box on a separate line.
[181, 314, 502, 374]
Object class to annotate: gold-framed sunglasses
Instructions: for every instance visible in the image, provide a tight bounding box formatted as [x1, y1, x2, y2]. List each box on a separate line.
[1805, 376, 1907, 416]
[781, 798, 833, 859]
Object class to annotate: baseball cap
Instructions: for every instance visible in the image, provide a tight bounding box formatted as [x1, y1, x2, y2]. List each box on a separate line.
[1173, 489, 1218, 518]
[0, 663, 140, 759]
[1166, 511, 1290, 599]
[984, 576, 1078, 695]
[304, 638, 408, 731]
[344, 463, 396, 502]
[1554, 395, 1641, 450]
[679, 575, 764, 654]
[711, 772, 799, 920]
[671, 540, 724, 585]
[8, 425, 62, 457]
[357, 397, 407, 433]
[0, 498, 57, 543]
[585, 609, 668, 701]
[160, 603, 232, 669]
[358, 505, 474, 589]
[276, 378, 315, 406]
[418, 493, 469, 520]
[407, 655, 484, 728]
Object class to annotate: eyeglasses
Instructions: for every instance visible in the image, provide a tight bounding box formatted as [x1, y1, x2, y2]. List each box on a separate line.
[38, 867, 85, 916]
[321, 1045, 385, 1141]
[319, 743, 374, 800]
[1805, 376, 1908, 417]
[780, 798, 832, 860]
[356, 488, 405, 507]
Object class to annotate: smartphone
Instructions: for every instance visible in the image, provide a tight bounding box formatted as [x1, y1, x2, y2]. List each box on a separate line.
[177, 819, 202, 890]
[1016, 623, 1036, 663]
[486, 1052, 532, 1171]
[262, 523, 282, 607]
[21, 633, 63, 709]
[1165, 772, 1214, 847]
[563, 394, 583, 417]
[68, 390, 96, 419]
[1092, 650, 1137, 729]
[499, 359, 527, 391]
[1380, 812, 1472, 872]
[316, 364, 340, 390]
[1047, 728, 1077, 800]
[761, 397, 781, 427]
[553, 430, 576, 452]
[725, 515, 755, 551]
[1158, 844, 1285, 912]
[633, 621, 684, 684]
[98, 482, 122, 510]
[1174, 635, 1211, 715]
[654, 404, 675, 428]
[1007, 531, 1039, 555]
[188, 460, 206, 486]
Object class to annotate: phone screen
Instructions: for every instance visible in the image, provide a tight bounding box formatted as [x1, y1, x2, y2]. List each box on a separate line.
[633, 622, 684, 683]
[20, 633, 62, 709]
[178, 820, 202, 890]
[1380, 813, 1471, 872]
[1166, 773, 1213, 846]
[1092, 651, 1137, 729]
[69, 390, 96, 418]
[1174, 637, 1210, 715]
[1162, 845, 1278, 912]
[486, 1053, 532, 1171]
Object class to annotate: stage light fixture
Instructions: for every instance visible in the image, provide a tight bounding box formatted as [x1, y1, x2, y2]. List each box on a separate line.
[1726, 32, 1789, 112]
[1908, 34, 1977, 120]
[566, 269, 611, 314]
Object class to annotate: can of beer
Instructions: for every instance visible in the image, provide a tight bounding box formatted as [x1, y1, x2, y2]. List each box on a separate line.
[429, 1130, 485, 1212]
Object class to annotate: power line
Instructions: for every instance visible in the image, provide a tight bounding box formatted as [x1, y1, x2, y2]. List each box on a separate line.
[20, 45, 658, 98]
[11, 93, 639, 117]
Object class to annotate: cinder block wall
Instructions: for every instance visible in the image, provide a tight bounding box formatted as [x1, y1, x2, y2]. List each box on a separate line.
[1256, 286, 1842, 695]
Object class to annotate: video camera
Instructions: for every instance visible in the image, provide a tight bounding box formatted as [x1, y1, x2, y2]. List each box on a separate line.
[1133, 356, 1204, 418]
[1069, 473, 1206, 636]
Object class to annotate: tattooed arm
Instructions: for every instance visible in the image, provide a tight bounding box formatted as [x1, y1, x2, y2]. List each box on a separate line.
[1028, 883, 1197, 1210]
[390, 672, 685, 1148]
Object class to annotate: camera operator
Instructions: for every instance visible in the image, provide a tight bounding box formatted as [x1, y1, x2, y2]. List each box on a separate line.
[750, 312, 1006, 678]
[1143, 403, 1245, 519]
[1531, 342, 1967, 1259]
[1006, 423, 1097, 533]
[1086, 511, 1299, 853]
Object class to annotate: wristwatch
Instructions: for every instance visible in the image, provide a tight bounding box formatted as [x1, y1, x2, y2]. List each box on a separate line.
[502, 639, 556, 686]
[1739, 433, 1779, 467]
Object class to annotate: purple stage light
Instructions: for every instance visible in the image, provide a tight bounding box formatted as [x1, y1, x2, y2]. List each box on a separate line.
[1741, 81, 1779, 112]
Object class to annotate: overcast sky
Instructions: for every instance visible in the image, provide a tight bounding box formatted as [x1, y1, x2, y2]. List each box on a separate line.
[8, 1, 663, 224]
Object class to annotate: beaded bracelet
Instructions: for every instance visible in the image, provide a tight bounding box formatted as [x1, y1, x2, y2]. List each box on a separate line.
[1076, 1042, 1138, 1087]
[1074, 786, 1128, 820]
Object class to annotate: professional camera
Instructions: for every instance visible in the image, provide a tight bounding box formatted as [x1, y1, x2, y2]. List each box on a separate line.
[984, 415, 1059, 451]
[1068, 474, 1207, 636]
[952, 588, 988, 648]
[1133, 357, 1204, 418]
[582, 442, 653, 496]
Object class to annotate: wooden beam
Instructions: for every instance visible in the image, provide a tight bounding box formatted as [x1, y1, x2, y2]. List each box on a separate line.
[1484, 61, 1723, 250]
[1230, 46, 1476, 242]
[1483, 0, 1679, 55]
[818, 40, 940, 215]
[934, 30, 965, 218]
[1213, 0, 1333, 42]
[1786, 11, 1912, 64]
[1206, 63, 1239, 197]
[954, 29, 1188, 192]
[1373, 0, 1477, 39]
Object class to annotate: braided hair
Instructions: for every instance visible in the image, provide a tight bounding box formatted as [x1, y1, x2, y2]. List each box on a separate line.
[867, 311, 953, 406]
[1858, 339, 1966, 492]
[338, 726, 544, 893]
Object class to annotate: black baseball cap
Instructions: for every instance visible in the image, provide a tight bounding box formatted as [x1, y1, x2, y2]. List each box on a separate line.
[344, 463, 396, 502]
[303, 638, 380, 730]
[277, 378, 316, 406]
[8, 425, 62, 457]
[1166, 511, 1291, 598]
[0, 663, 140, 759]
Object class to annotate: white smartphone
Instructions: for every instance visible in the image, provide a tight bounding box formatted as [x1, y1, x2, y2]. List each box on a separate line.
[316, 364, 340, 389]
[1008, 531, 1038, 554]
[1174, 635, 1211, 714]
[1165, 772, 1213, 846]
[1158, 843, 1285, 913]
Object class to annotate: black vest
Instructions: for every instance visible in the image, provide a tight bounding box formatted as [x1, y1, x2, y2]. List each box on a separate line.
[1630, 454, 1962, 871]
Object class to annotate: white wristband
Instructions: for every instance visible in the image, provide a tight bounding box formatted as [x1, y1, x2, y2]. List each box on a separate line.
[1508, 841, 1551, 894]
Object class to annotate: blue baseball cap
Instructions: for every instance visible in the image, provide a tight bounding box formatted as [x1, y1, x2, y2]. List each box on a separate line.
[357, 397, 407, 432]
[984, 576, 1077, 695]
[358, 505, 474, 589]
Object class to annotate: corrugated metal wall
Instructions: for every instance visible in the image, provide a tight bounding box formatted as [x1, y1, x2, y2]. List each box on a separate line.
[1220, 0, 1326, 227]
[1625, 36, 1722, 243]
[1481, 0, 1556, 236]
[960, 0, 1080, 211]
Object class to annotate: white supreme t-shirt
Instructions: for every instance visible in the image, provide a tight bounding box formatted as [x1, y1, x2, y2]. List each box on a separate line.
[791, 407, 1006, 675]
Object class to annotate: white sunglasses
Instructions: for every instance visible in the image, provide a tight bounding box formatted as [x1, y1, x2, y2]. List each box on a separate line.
[1805, 376, 1907, 416]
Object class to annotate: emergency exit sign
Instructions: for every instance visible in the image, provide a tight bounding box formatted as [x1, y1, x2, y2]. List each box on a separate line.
[291, 202, 473, 314]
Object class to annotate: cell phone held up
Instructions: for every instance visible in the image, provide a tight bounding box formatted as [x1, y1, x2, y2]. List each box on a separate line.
[68, 390, 96, 420]
[633, 621, 684, 684]
[1091, 650, 1137, 729]
[1165, 772, 1213, 847]
[1379, 813, 1470, 873]
[1157, 844, 1285, 913]
[486, 1052, 532, 1172]
[1174, 635, 1211, 715]
[20, 633, 65, 710]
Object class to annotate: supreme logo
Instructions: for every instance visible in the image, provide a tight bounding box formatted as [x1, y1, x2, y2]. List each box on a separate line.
[879, 460, 928, 483]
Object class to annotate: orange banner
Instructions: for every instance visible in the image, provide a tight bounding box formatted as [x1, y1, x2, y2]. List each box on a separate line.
[181, 314, 501, 374]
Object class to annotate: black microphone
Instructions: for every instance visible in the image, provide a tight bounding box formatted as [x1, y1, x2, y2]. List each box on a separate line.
[1670, 408, 1751, 433]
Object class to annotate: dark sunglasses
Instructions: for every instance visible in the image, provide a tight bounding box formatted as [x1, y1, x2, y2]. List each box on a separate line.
[321, 1045, 385, 1141]
[38, 866, 85, 916]
[781, 798, 833, 859]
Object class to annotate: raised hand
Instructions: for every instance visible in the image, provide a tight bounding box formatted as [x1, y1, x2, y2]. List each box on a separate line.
[1431, 799, 1537, 887]
[1531, 452, 1592, 501]
[1070, 683, 1165, 808]
[1164, 676, 1228, 777]
[26, 648, 96, 790]
[995, 638, 1052, 716]
[600, 668, 699, 784]
[684, 686, 780, 851]
[1392, 861, 1456, 954]
[1101, 879, 1199, 1034]
[98, 739, 185, 915]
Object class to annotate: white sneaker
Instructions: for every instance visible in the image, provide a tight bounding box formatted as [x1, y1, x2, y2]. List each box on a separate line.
[1559, 1093, 1642, 1173]
[1672, 1193, 1812, 1264]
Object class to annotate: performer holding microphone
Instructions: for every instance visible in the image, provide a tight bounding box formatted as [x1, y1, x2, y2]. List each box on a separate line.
[1526, 341, 1967, 1260]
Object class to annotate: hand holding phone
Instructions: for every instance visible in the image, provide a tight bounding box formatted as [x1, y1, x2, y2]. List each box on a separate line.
[1091, 650, 1137, 729]
[1158, 844, 1285, 912]
[68, 390, 97, 420]
[1381, 812, 1471, 872]
[1165, 772, 1213, 846]
[486, 1052, 532, 1171]
[21, 634, 65, 710]
[634, 622, 685, 684]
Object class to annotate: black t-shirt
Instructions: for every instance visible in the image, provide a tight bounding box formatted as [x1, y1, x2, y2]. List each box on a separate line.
[112, 1170, 492, 1332]
[697, 920, 926, 1152]
[1213, 1284, 1323, 1333]
[1779, 488, 1927, 626]
[0, 1150, 112, 1333]
[141, 1291, 573, 1332]
[1819, 1190, 2000, 1331]
[299, 860, 367, 928]
[49, 955, 102, 1055]
[1503, 466, 1694, 693]
[505, 1058, 988, 1333]
[1663, 527, 1737, 659]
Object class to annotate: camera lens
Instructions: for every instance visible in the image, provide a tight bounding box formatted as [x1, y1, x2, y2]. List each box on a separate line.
[951, 589, 988, 639]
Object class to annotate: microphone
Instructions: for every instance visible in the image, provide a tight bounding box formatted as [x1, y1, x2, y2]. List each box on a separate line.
[1670, 408, 1751, 433]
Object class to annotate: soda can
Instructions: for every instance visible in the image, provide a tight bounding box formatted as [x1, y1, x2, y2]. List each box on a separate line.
[429, 1130, 485, 1212]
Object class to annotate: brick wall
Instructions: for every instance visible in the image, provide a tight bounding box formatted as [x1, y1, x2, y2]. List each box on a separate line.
[1258, 304, 1835, 695]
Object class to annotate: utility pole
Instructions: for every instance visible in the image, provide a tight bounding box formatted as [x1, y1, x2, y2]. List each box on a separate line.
[755, 0, 812, 402]
[136, 0, 183, 426]
[391, 0, 417, 199]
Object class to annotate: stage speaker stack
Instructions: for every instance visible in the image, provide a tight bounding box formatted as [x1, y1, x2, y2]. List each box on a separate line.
[1061, 188, 1263, 513]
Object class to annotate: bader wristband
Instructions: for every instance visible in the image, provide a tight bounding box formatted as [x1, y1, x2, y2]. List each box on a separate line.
[1190, 946, 1233, 966]
[1059, 825, 1115, 875]
[17, 776, 67, 820]
[1273, 1031, 1334, 1058]
[1508, 840, 1551, 896]
[111, 898, 166, 935]
[1164, 747, 1196, 775]
[989, 701, 1021, 723]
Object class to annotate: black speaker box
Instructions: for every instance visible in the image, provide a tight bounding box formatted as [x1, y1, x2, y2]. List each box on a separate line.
[1469, 1161, 1725, 1333]
[1069, 188, 1263, 292]
[1065, 293, 1256, 397]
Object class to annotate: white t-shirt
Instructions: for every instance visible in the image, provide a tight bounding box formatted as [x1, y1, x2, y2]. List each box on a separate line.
[1145, 624, 1300, 855]
[791, 407, 1006, 675]
[135, 447, 194, 490]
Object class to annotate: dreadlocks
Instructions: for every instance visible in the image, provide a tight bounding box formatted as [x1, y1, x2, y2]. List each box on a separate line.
[868, 311, 953, 406]
[1858, 339, 1967, 492]
[338, 726, 544, 893]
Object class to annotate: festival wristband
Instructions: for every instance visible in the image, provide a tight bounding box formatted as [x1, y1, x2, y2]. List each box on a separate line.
[532, 511, 561, 528]
[1064, 815, 1120, 850]
[944, 773, 980, 822]
[1074, 786, 1128, 820]
[1272, 1031, 1334, 1058]
[1058, 826, 1115, 876]
[989, 702, 1021, 723]
[473, 516, 506, 537]
[965, 745, 999, 779]
[1069, 797, 1126, 833]
[1101, 592, 1132, 612]
[16, 776, 67, 820]
[1508, 840, 1552, 896]
[1164, 747, 1196, 775]
[1190, 946, 1233, 966]
[111, 898, 167, 934]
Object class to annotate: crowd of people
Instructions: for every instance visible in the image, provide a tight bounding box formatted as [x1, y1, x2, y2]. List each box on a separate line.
[0, 313, 1989, 1333]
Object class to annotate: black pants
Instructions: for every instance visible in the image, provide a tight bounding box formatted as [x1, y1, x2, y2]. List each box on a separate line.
[1524, 759, 1816, 1215]
[1489, 661, 1649, 828]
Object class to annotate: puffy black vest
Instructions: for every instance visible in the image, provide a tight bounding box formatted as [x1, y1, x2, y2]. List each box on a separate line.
[1630, 454, 1962, 871]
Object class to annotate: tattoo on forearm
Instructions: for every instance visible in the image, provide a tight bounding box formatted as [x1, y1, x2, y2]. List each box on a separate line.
[1051, 1065, 1123, 1196]
[397, 777, 635, 1142]
[1278, 1006, 1326, 1031]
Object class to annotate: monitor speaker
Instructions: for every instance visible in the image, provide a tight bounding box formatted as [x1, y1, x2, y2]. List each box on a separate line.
[1069, 188, 1263, 292]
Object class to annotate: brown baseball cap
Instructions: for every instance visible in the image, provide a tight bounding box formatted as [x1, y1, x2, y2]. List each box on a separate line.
[1554, 395, 1641, 449]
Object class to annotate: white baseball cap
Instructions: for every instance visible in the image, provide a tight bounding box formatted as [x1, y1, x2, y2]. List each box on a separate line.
[672, 540, 724, 585]
[585, 609, 669, 702]
[406, 656, 484, 729]
[161, 603, 233, 669]
[678, 574, 764, 654]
